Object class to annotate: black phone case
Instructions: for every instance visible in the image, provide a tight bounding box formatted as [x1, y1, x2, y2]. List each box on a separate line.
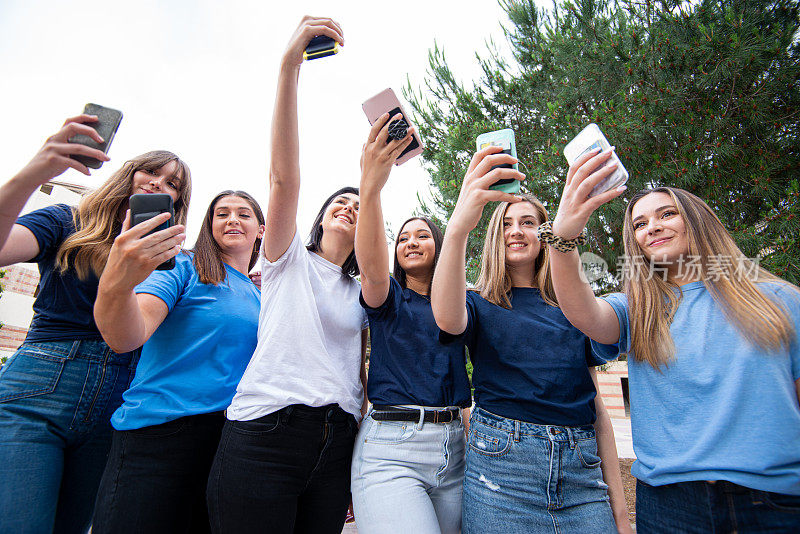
[69, 103, 123, 169]
[304, 36, 337, 60]
[129, 194, 176, 270]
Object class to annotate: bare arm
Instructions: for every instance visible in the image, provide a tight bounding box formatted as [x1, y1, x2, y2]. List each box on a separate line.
[549, 148, 627, 344]
[360, 329, 369, 419]
[94, 212, 185, 353]
[0, 115, 108, 266]
[262, 17, 344, 262]
[591, 368, 633, 534]
[356, 114, 414, 308]
[431, 147, 523, 334]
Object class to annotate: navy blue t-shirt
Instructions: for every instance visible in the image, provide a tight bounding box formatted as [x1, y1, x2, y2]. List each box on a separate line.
[15, 204, 103, 343]
[362, 277, 471, 408]
[442, 288, 610, 426]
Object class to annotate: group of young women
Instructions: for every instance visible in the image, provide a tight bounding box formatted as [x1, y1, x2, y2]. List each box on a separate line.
[0, 14, 797, 534]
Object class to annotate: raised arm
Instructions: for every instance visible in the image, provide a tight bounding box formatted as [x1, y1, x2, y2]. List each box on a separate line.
[431, 146, 524, 334]
[0, 115, 108, 266]
[94, 211, 185, 353]
[356, 113, 414, 307]
[548, 148, 626, 345]
[262, 16, 344, 262]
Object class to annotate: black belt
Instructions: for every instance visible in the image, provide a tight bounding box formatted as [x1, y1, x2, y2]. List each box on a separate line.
[371, 406, 460, 424]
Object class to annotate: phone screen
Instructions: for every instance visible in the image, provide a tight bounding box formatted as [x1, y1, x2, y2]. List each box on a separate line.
[387, 107, 420, 159]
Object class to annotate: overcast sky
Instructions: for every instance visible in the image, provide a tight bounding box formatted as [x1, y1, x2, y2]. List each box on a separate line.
[1, 0, 549, 246]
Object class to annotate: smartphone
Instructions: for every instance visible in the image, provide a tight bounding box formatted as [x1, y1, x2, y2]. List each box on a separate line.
[68, 103, 123, 169]
[476, 129, 520, 194]
[362, 88, 424, 166]
[304, 36, 339, 61]
[128, 193, 175, 270]
[563, 123, 629, 197]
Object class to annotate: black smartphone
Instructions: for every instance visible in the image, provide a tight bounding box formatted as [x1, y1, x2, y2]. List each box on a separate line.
[69, 103, 123, 169]
[128, 193, 176, 270]
[304, 36, 339, 61]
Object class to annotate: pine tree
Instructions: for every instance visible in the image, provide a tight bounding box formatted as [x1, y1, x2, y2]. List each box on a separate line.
[406, 0, 800, 287]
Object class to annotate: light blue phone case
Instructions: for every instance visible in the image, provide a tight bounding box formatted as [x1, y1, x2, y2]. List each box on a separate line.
[476, 128, 520, 194]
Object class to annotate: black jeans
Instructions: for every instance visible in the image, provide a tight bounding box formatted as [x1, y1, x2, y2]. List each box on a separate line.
[92, 412, 225, 534]
[207, 404, 358, 534]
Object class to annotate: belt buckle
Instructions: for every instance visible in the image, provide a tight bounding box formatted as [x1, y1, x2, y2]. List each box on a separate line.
[432, 410, 439, 424]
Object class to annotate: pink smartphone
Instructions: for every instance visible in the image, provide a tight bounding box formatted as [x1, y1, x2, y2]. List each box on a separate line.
[362, 88, 423, 166]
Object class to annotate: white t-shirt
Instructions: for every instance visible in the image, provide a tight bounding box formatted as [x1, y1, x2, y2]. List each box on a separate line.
[227, 231, 368, 421]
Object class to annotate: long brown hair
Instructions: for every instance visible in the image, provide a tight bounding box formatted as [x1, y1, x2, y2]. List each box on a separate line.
[475, 194, 558, 308]
[193, 190, 264, 285]
[55, 151, 191, 280]
[622, 187, 797, 368]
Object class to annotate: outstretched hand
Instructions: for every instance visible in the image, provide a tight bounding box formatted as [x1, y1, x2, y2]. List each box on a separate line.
[282, 16, 344, 68]
[447, 146, 525, 236]
[552, 147, 627, 240]
[15, 115, 109, 185]
[359, 112, 415, 194]
[100, 211, 186, 293]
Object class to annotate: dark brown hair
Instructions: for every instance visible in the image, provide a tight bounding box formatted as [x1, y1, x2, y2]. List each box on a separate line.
[192, 190, 264, 285]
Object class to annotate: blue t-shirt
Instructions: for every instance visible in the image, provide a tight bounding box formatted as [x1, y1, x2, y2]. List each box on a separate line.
[443, 288, 610, 425]
[593, 281, 800, 495]
[15, 204, 103, 342]
[362, 277, 471, 408]
[111, 253, 261, 430]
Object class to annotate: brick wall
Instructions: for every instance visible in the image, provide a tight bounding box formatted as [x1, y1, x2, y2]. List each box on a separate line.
[597, 360, 629, 419]
[2, 265, 39, 297]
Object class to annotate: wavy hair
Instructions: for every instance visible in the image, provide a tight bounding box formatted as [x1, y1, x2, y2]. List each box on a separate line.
[193, 190, 264, 285]
[55, 151, 191, 280]
[392, 216, 444, 295]
[622, 187, 797, 368]
[306, 186, 360, 278]
[475, 194, 558, 308]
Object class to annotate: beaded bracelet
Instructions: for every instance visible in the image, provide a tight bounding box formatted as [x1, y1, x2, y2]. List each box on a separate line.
[536, 220, 587, 252]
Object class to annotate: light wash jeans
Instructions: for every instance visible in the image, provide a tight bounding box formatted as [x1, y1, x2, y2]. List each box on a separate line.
[462, 406, 616, 534]
[351, 407, 466, 534]
[0, 340, 136, 534]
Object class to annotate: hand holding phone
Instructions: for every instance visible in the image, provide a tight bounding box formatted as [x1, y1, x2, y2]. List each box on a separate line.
[563, 124, 628, 197]
[476, 129, 520, 194]
[362, 89, 424, 166]
[68, 104, 122, 169]
[129, 193, 177, 270]
[283, 17, 343, 68]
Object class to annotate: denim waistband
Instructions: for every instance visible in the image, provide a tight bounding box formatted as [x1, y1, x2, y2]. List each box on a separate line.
[20, 340, 137, 366]
[473, 406, 595, 442]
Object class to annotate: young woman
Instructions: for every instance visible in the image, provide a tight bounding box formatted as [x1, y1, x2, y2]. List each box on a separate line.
[431, 146, 631, 534]
[206, 17, 367, 534]
[90, 190, 264, 533]
[351, 115, 471, 534]
[0, 115, 190, 533]
[547, 147, 800, 533]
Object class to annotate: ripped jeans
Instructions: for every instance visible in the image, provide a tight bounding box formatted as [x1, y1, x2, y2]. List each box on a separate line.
[462, 406, 616, 534]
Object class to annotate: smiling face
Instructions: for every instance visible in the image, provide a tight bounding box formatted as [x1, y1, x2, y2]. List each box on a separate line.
[321, 192, 359, 239]
[131, 160, 183, 203]
[211, 195, 265, 257]
[396, 218, 436, 277]
[503, 201, 542, 271]
[630, 191, 690, 265]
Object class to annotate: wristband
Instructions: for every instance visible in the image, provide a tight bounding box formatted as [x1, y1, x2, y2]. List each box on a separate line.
[536, 220, 587, 252]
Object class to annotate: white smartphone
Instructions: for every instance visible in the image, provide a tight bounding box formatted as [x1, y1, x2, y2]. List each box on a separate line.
[362, 88, 423, 166]
[563, 123, 628, 197]
[476, 128, 520, 194]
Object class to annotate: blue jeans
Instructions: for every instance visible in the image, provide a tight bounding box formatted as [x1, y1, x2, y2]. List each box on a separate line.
[462, 407, 616, 534]
[207, 404, 358, 534]
[636, 479, 800, 533]
[351, 408, 465, 534]
[0, 340, 136, 534]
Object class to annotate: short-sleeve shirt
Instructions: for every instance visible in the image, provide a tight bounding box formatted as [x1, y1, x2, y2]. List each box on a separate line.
[594, 281, 800, 495]
[111, 253, 261, 430]
[443, 288, 611, 426]
[15, 204, 102, 342]
[362, 277, 471, 408]
[227, 231, 368, 421]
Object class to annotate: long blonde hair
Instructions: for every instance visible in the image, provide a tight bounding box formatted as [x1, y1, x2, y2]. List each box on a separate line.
[622, 187, 797, 368]
[475, 195, 558, 308]
[55, 151, 191, 280]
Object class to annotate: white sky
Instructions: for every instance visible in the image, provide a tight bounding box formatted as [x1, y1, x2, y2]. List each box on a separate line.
[1, 0, 546, 246]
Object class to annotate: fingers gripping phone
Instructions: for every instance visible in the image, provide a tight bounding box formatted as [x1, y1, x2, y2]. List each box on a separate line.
[362, 88, 424, 166]
[476, 129, 520, 194]
[563, 123, 629, 197]
[68, 103, 123, 169]
[129, 193, 176, 270]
